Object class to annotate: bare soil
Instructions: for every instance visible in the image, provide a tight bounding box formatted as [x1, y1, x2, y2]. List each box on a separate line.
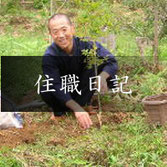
[0, 106, 133, 149]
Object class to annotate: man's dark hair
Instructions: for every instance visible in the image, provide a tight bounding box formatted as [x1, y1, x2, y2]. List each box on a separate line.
[48, 13, 72, 31]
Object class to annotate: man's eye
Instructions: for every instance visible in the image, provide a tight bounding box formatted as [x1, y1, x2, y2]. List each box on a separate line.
[53, 31, 58, 34]
[62, 29, 67, 32]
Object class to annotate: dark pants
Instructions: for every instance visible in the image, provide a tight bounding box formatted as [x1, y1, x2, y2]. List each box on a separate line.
[40, 64, 114, 116]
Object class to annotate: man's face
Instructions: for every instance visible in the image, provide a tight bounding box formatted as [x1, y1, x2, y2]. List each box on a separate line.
[49, 17, 75, 53]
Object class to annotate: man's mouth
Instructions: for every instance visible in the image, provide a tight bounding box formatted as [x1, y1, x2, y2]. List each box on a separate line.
[59, 40, 67, 45]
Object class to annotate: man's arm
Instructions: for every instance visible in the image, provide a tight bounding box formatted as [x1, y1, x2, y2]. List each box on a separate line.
[42, 55, 92, 129]
[66, 100, 92, 129]
[42, 55, 77, 106]
[95, 42, 118, 77]
[100, 71, 110, 79]
[98, 71, 110, 93]
[94, 42, 118, 93]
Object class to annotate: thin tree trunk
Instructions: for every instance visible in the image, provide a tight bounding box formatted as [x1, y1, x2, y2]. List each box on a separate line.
[50, 0, 53, 16]
[153, 7, 159, 69]
[95, 64, 102, 127]
[94, 44, 102, 128]
[136, 37, 151, 66]
[49, 0, 53, 44]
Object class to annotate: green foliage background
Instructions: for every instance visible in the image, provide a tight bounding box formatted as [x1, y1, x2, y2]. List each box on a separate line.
[0, 0, 167, 102]
[0, 0, 167, 166]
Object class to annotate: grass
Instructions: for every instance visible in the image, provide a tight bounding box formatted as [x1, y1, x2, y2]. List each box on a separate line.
[0, 114, 167, 167]
[113, 32, 139, 57]
[159, 37, 167, 61]
[0, 3, 167, 167]
[0, 34, 48, 56]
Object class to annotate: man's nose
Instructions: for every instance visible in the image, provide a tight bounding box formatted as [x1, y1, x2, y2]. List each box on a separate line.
[58, 31, 65, 38]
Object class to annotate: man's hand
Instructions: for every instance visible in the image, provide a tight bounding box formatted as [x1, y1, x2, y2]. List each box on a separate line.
[74, 111, 93, 130]
[95, 71, 110, 93]
[66, 100, 93, 129]
[100, 77, 108, 93]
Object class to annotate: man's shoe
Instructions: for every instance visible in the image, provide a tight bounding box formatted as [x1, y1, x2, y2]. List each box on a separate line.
[50, 113, 66, 122]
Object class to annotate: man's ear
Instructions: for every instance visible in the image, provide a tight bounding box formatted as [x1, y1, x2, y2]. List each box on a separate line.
[71, 24, 75, 35]
[49, 29, 52, 36]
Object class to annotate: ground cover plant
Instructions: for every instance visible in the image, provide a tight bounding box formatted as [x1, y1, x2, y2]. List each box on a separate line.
[0, 0, 167, 166]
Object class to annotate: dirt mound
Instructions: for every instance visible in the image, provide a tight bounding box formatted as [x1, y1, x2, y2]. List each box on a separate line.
[0, 124, 36, 148]
[0, 108, 133, 149]
[0, 112, 72, 149]
[9, 16, 30, 25]
[0, 120, 54, 149]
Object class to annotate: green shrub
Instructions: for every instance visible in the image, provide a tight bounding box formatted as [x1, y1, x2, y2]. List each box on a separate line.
[33, 0, 49, 9]
[139, 71, 167, 98]
[0, 0, 21, 15]
[0, 153, 22, 167]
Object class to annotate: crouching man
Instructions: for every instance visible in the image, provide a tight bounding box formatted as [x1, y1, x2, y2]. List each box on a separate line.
[41, 13, 118, 130]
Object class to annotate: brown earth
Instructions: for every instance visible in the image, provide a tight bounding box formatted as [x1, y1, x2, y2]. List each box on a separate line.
[0, 123, 36, 149]
[0, 87, 135, 149]
[9, 16, 30, 25]
[0, 107, 133, 149]
[0, 115, 66, 149]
